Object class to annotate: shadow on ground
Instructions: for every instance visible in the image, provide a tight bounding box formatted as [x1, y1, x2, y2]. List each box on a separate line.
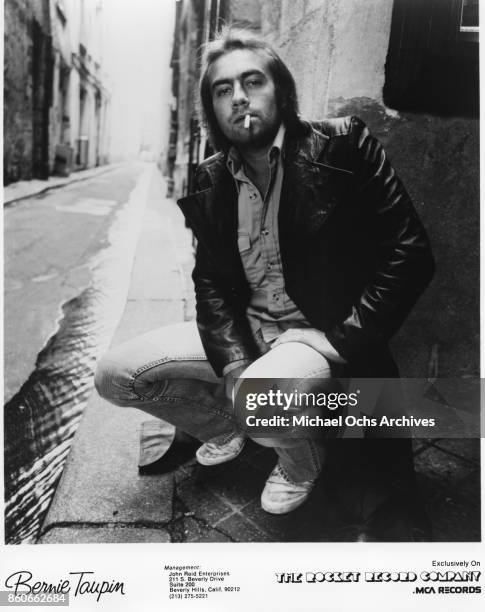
[158, 438, 480, 543]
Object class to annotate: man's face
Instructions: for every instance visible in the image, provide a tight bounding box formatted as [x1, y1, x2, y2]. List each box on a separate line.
[209, 49, 280, 149]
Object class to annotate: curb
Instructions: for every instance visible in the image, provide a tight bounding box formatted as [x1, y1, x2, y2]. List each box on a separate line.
[38, 167, 186, 543]
[3, 163, 126, 207]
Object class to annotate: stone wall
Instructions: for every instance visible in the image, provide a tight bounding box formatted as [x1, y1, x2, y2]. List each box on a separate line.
[225, 0, 261, 27]
[3, 0, 55, 184]
[172, 0, 204, 197]
[261, 0, 479, 377]
[4, 0, 38, 183]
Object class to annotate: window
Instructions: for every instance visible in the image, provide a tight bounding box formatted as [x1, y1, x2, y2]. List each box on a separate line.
[459, 0, 479, 41]
[384, 0, 478, 116]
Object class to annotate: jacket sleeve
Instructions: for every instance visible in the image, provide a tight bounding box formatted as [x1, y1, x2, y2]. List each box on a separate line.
[325, 116, 435, 361]
[192, 234, 259, 378]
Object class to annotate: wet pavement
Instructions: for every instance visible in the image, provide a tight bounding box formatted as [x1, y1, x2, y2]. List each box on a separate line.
[30, 167, 480, 545]
[4, 162, 154, 543]
[4, 163, 148, 403]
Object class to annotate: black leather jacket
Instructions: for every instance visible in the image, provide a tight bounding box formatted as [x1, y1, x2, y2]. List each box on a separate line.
[178, 116, 434, 377]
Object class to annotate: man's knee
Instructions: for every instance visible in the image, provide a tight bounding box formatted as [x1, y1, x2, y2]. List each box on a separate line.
[94, 351, 137, 407]
[95, 343, 208, 407]
[242, 342, 334, 379]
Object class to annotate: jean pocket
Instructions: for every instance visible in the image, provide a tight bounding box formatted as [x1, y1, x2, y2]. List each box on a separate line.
[132, 375, 168, 401]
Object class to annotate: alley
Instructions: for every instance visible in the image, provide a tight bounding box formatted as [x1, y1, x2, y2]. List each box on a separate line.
[4, 163, 193, 543]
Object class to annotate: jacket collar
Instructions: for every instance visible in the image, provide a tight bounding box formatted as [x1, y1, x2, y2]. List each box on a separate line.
[178, 121, 344, 239]
[280, 123, 341, 236]
[199, 121, 328, 181]
[191, 122, 330, 195]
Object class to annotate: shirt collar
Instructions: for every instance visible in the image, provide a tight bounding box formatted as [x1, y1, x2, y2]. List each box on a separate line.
[271, 122, 286, 157]
[226, 123, 286, 178]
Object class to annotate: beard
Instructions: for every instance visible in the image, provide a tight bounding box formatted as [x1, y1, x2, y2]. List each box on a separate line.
[223, 113, 281, 150]
[245, 120, 280, 148]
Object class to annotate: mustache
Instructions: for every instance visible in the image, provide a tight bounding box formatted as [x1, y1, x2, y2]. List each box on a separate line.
[232, 112, 256, 123]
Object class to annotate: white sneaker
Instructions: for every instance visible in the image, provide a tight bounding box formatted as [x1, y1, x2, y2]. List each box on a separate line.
[195, 432, 245, 466]
[261, 462, 316, 514]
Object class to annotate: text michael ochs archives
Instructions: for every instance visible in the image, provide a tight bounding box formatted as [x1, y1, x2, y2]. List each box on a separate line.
[238, 388, 436, 429]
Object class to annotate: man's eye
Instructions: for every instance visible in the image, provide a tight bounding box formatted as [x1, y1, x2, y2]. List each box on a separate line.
[216, 87, 232, 97]
[245, 79, 262, 88]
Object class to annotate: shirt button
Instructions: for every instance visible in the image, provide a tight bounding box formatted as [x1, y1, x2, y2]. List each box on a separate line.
[262, 228, 269, 236]
[266, 264, 272, 271]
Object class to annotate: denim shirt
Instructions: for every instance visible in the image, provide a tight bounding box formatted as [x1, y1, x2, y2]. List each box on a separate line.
[224, 124, 310, 373]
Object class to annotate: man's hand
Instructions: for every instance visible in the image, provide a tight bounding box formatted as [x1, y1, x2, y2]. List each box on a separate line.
[223, 363, 250, 400]
[271, 328, 347, 364]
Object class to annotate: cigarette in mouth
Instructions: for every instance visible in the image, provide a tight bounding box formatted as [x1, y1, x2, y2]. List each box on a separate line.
[244, 113, 251, 129]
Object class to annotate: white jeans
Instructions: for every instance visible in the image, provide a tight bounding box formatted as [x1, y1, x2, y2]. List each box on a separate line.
[95, 321, 338, 482]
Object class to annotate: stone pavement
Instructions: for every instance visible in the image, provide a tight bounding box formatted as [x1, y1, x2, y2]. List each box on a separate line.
[38, 169, 480, 544]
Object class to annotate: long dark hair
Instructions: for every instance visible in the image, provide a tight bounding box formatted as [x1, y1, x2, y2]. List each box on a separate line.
[199, 28, 308, 151]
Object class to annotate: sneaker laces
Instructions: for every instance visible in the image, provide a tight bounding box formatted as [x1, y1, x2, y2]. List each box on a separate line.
[271, 462, 293, 484]
[220, 430, 243, 444]
[206, 430, 243, 447]
[271, 462, 314, 487]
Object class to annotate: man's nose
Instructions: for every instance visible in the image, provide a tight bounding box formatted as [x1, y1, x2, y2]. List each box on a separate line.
[232, 80, 248, 107]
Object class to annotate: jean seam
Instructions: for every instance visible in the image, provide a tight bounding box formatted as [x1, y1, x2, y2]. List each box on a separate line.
[135, 394, 234, 422]
[307, 439, 322, 474]
[129, 355, 208, 400]
[278, 445, 321, 483]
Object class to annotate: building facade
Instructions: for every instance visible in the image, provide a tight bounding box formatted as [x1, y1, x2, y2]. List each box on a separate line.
[166, 0, 261, 198]
[3, 0, 110, 185]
